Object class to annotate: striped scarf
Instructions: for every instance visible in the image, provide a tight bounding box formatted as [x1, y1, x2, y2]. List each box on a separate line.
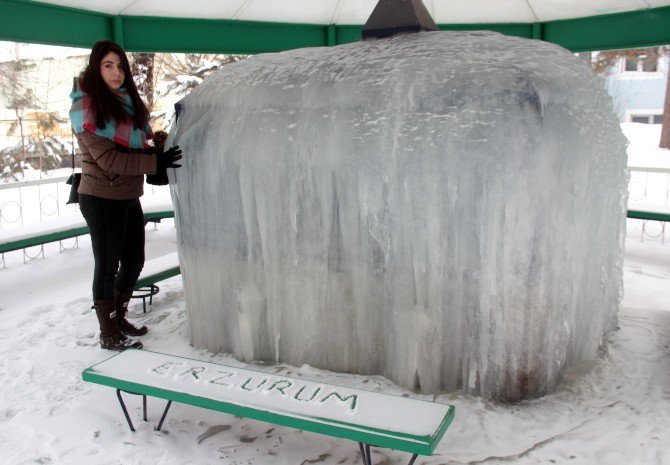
[69, 77, 153, 149]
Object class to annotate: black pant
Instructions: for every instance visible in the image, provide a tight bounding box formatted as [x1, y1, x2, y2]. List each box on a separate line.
[79, 194, 145, 300]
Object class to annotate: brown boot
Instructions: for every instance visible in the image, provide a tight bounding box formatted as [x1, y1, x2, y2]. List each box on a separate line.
[114, 290, 148, 336]
[93, 300, 143, 351]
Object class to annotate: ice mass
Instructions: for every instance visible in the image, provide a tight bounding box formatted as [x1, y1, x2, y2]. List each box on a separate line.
[168, 30, 629, 400]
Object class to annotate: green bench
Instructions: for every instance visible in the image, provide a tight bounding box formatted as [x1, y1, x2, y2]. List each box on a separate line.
[143, 209, 175, 226]
[0, 210, 175, 267]
[83, 349, 455, 465]
[627, 203, 670, 222]
[0, 215, 89, 265]
[627, 203, 670, 244]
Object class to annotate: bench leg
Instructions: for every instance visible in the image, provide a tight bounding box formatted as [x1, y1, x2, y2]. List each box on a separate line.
[131, 285, 159, 313]
[358, 443, 366, 465]
[156, 400, 173, 432]
[116, 389, 148, 432]
[357, 443, 418, 465]
[116, 389, 136, 432]
[23, 245, 44, 264]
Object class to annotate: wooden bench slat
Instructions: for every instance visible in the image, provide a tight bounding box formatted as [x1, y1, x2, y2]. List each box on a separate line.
[83, 350, 455, 455]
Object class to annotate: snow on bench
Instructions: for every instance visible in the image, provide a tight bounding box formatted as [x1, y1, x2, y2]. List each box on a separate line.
[82, 349, 455, 463]
[141, 196, 174, 223]
[0, 202, 175, 265]
[627, 202, 670, 244]
[627, 202, 670, 222]
[133, 252, 181, 312]
[0, 214, 88, 255]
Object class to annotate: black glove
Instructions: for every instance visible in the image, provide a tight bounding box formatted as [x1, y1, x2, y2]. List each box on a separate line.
[157, 146, 182, 170]
[147, 146, 182, 186]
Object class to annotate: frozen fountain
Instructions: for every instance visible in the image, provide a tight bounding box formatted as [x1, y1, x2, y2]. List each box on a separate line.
[168, 2, 628, 400]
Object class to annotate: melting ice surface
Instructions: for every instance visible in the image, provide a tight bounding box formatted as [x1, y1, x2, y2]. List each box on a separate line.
[169, 31, 628, 400]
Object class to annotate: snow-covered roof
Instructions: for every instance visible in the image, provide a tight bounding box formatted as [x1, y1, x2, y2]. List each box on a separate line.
[23, 0, 670, 25]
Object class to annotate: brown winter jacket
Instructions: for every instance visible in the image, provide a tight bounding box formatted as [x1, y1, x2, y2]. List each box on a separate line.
[75, 131, 157, 200]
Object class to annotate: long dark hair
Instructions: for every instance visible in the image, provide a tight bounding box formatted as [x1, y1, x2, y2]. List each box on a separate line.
[81, 40, 149, 130]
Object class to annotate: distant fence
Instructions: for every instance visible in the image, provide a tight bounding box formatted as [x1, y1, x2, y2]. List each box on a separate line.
[628, 166, 670, 205]
[0, 176, 172, 230]
[627, 166, 670, 244]
[0, 175, 76, 229]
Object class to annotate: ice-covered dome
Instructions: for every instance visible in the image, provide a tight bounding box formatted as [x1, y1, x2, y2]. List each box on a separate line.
[169, 31, 628, 400]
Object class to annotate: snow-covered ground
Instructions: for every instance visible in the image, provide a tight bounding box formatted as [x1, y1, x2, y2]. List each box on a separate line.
[0, 220, 669, 465]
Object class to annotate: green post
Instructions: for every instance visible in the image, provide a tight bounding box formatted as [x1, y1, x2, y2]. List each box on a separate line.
[531, 22, 542, 40]
[327, 24, 336, 46]
[113, 15, 124, 46]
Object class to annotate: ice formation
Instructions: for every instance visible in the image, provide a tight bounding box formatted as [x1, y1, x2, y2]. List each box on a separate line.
[168, 31, 628, 400]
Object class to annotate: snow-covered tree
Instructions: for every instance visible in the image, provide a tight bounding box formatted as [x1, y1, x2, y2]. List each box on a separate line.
[0, 57, 68, 181]
[155, 53, 248, 97]
[150, 53, 248, 130]
[131, 53, 156, 110]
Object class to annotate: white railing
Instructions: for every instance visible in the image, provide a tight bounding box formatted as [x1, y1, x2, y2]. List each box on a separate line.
[0, 174, 77, 229]
[0, 175, 173, 230]
[628, 166, 670, 205]
[627, 166, 670, 244]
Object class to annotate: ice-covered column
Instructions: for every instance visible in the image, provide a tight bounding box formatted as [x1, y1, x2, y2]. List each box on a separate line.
[168, 31, 628, 400]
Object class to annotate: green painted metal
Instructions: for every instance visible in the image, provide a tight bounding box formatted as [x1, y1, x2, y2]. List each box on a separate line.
[627, 209, 670, 222]
[0, 225, 89, 253]
[112, 15, 124, 47]
[544, 5, 670, 52]
[143, 210, 174, 221]
[327, 24, 337, 46]
[334, 25, 363, 44]
[120, 15, 327, 54]
[133, 266, 181, 290]
[0, 0, 112, 48]
[1, 0, 669, 52]
[531, 23, 542, 40]
[82, 350, 456, 455]
[0, 210, 175, 254]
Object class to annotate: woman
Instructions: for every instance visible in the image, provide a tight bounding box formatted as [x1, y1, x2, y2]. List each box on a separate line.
[69, 40, 182, 351]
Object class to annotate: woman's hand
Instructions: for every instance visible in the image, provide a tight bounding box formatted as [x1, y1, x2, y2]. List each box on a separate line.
[157, 146, 182, 169]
